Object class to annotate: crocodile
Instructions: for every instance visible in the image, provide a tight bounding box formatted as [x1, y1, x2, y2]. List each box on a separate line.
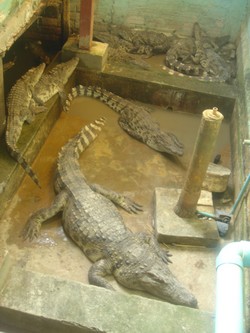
[22, 118, 197, 308]
[165, 22, 234, 82]
[33, 57, 79, 106]
[6, 63, 46, 187]
[64, 85, 184, 156]
[94, 26, 171, 57]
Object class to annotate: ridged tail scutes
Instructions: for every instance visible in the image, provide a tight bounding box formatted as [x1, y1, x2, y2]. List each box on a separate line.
[74, 117, 106, 157]
[7, 146, 41, 188]
[64, 85, 127, 114]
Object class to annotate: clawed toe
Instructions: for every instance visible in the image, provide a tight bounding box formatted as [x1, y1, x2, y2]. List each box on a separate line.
[126, 200, 143, 214]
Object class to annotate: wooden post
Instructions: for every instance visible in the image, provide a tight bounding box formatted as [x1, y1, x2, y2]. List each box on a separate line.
[79, 0, 95, 50]
[174, 107, 224, 218]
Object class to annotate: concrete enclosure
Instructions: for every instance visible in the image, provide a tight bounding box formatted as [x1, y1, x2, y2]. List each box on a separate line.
[0, 0, 250, 332]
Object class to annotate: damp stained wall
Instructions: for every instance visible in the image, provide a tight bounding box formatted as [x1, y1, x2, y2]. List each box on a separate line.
[0, 0, 22, 24]
[69, 0, 247, 40]
[233, 3, 250, 240]
[234, 6, 250, 328]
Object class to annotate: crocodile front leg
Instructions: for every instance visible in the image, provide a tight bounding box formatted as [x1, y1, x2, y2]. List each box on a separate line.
[22, 190, 68, 241]
[137, 232, 173, 264]
[90, 183, 143, 214]
[88, 259, 115, 290]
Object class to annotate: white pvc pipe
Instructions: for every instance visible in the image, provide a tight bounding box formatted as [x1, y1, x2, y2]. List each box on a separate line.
[215, 241, 250, 333]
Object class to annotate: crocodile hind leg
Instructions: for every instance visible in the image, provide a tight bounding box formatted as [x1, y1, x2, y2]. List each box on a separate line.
[88, 259, 115, 290]
[90, 183, 143, 214]
[22, 190, 68, 241]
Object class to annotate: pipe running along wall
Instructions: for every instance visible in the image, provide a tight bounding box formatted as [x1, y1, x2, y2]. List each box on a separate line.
[215, 241, 250, 333]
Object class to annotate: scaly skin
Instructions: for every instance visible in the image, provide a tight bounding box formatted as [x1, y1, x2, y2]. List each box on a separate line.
[165, 22, 232, 82]
[6, 63, 46, 187]
[22, 118, 197, 308]
[65, 85, 184, 157]
[33, 57, 79, 105]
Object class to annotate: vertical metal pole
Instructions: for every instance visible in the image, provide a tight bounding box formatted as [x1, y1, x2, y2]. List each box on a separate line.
[174, 107, 224, 218]
[79, 0, 95, 50]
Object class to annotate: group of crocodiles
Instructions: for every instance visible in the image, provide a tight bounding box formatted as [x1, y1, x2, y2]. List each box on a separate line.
[5, 57, 79, 187]
[95, 22, 236, 82]
[3, 39, 204, 306]
[5, 61, 184, 187]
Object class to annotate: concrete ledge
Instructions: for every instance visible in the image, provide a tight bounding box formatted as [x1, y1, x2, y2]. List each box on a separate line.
[0, 94, 61, 216]
[154, 187, 219, 247]
[0, 55, 76, 216]
[62, 37, 108, 71]
[0, 265, 214, 333]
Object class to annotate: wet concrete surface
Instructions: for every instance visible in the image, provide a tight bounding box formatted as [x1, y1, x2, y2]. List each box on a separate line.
[0, 96, 232, 312]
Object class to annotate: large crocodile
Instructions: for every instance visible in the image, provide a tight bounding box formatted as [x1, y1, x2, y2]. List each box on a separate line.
[22, 118, 197, 307]
[33, 57, 79, 105]
[6, 63, 46, 187]
[65, 85, 184, 156]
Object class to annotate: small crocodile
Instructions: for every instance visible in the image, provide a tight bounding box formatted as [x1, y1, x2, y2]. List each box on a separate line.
[65, 85, 184, 156]
[22, 118, 197, 307]
[6, 63, 46, 187]
[33, 57, 79, 105]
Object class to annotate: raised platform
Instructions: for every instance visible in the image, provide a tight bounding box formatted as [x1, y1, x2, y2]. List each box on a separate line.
[0, 254, 214, 333]
[154, 187, 220, 247]
[62, 37, 109, 71]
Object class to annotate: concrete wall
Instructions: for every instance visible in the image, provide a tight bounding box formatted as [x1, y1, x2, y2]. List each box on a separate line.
[233, 4, 250, 241]
[0, 0, 26, 25]
[69, 0, 247, 40]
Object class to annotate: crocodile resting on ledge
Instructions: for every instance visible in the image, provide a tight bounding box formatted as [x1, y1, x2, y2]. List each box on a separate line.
[22, 118, 197, 308]
[65, 85, 184, 157]
[6, 63, 46, 187]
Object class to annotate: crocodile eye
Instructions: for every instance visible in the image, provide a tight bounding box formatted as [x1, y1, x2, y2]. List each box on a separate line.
[200, 60, 208, 68]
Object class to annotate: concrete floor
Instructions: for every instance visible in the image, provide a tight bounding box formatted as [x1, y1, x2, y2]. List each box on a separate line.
[0, 96, 232, 313]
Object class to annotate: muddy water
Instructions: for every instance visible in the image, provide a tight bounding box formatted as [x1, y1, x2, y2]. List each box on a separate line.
[0, 96, 230, 312]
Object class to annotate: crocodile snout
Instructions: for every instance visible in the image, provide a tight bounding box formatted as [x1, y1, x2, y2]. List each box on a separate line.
[138, 264, 198, 308]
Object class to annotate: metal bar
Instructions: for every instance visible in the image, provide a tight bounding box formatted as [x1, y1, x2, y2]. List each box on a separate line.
[229, 174, 250, 215]
[79, 0, 95, 50]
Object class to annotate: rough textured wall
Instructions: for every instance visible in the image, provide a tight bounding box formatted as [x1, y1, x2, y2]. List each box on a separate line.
[232, 7, 250, 241]
[70, 0, 246, 40]
[0, 0, 25, 24]
[0, 0, 47, 54]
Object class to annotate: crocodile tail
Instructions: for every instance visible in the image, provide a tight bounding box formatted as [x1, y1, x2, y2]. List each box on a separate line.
[7, 146, 41, 188]
[74, 117, 106, 158]
[64, 85, 128, 114]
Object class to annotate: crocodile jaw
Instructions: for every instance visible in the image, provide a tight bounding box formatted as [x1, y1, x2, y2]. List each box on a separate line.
[146, 131, 184, 156]
[116, 261, 198, 308]
[139, 264, 198, 308]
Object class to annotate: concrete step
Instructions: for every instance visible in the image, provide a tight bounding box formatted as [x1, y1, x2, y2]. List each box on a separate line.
[0, 255, 214, 333]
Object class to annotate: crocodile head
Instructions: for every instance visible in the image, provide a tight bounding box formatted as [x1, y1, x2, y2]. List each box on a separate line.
[55, 57, 79, 85]
[114, 253, 197, 308]
[145, 130, 184, 156]
[23, 62, 46, 86]
[136, 261, 198, 308]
